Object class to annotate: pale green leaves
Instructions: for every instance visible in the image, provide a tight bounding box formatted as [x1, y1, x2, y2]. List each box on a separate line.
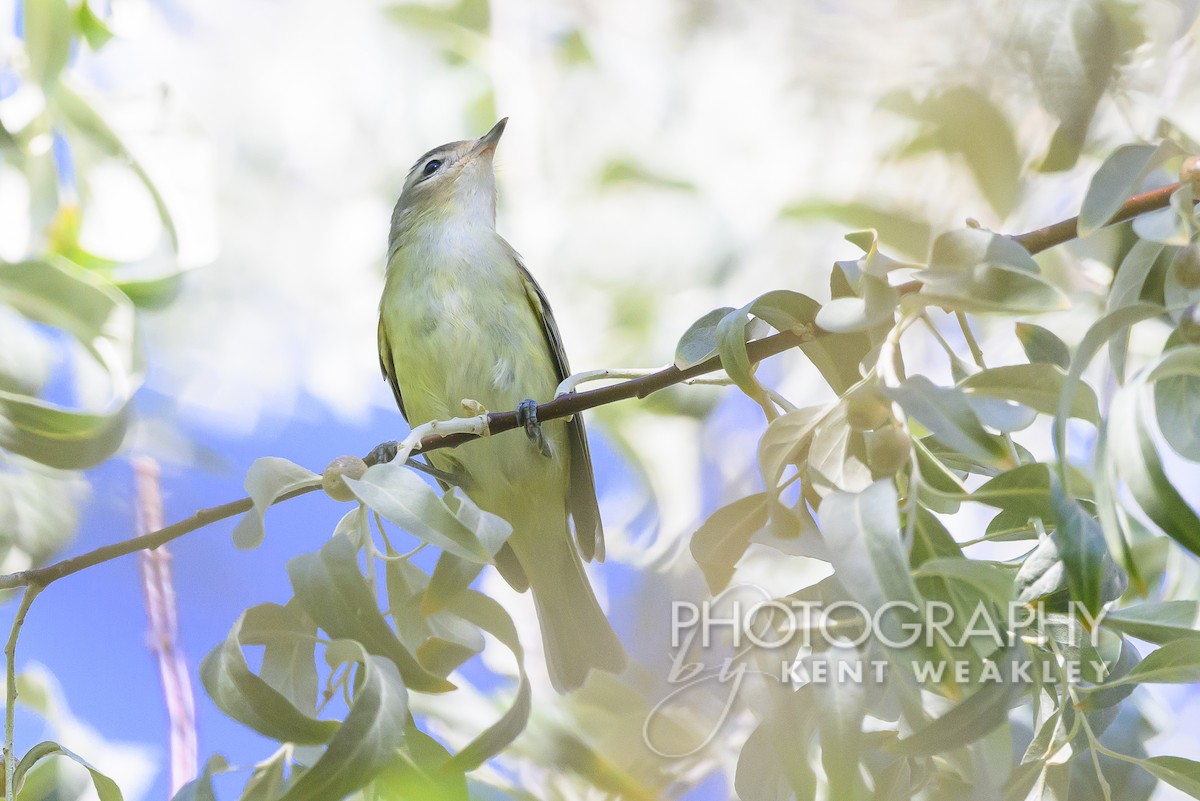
[884, 85, 1021, 215]
[820, 480, 921, 625]
[345, 462, 511, 563]
[1011, 0, 1131, 171]
[288, 535, 454, 693]
[1102, 601, 1200, 645]
[1101, 346, 1200, 558]
[1079, 142, 1182, 236]
[0, 260, 142, 469]
[891, 647, 1027, 757]
[1016, 323, 1070, 370]
[22, 0, 73, 88]
[200, 604, 339, 744]
[916, 229, 1068, 315]
[674, 307, 734, 368]
[818, 230, 907, 334]
[673, 284, 876, 403]
[232, 458, 322, 549]
[961, 363, 1100, 427]
[885, 376, 1012, 468]
[690, 493, 770, 593]
[275, 645, 409, 801]
[1096, 639, 1200, 688]
[13, 741, 124, 801]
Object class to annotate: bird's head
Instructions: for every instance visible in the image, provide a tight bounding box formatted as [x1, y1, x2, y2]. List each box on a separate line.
[391, 118, 507, 238]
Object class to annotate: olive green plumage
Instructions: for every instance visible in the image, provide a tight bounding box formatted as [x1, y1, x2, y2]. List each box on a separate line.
[377, 119, 625, 692]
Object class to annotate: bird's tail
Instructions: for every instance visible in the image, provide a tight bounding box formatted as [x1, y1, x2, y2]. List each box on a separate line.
[520, 524, 626, 693]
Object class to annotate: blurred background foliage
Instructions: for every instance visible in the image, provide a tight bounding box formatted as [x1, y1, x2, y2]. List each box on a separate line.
[3, 0, 1200, 798]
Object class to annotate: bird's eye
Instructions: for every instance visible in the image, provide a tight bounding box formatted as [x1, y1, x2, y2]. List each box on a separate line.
[422, 159, 443, 177]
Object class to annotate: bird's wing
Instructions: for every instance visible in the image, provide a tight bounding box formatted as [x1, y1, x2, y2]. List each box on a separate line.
[514, 253, 606, 562]
[378, 314, 407, 420]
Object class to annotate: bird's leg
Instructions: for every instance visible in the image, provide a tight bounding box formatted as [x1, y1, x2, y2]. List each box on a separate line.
[365, 441, 463, 484]
[366, 440, 400, 465]
[517, 399, 552, 458]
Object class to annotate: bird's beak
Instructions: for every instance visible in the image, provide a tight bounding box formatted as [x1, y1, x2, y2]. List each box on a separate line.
[471, 117, 508, 157]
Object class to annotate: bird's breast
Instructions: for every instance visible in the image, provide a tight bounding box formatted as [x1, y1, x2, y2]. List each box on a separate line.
[381, 228, 558, 426]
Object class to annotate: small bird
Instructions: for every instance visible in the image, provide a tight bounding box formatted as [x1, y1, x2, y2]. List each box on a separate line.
[376, 118, 626, 692]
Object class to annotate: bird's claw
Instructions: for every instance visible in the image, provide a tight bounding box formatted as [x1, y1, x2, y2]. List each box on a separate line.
[517, 398, 552, 458]
[367, 440, 400, 466]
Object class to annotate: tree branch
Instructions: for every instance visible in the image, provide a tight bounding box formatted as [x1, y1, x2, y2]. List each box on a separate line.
[0, 487, 318, 592]
[1012, 181, 1184, 255]
[0, 178, 1185, 592]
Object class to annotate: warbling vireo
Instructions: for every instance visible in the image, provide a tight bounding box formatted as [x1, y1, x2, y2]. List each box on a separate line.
[376, 118, 626, 692]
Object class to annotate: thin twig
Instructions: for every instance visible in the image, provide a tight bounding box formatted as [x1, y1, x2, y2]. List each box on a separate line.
[5, 585, 42, 799]
[0, 486, 317, 591]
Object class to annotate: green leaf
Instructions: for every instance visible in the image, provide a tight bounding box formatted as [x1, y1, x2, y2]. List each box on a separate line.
[913, 435, 968, 513]
[690, 493, 769, 593]
[917, 229, 1068, 315]
[345, 462, 509, 563]
[812, 650, 866, 798]
[200, 606, 339, 744]
[231, 457, 320, 549]
[169, 755, 230, 801]
[1106, 350, 1200, 556]
[1135, 755, 1200, 798]
[14, 741, 125, 801]
[1050, 482, 1117, 617]
[819, 481, 923, 649]
[76, 1, 115, 50]
[757, 405, 826, 491]
[960, 363, 1100, 423]
[114, 270, 184, 310]
[277, 644, 409, 801]
[891, 646, 1027, 756]
[1054, 303, 1163, 482]
[368, 724, 469, 801]
[420, 550, 484, 615]
[1016, 0, 1124, 171]
[971, 463, 1054, 520]
[1155, 370, 1200, 462]
[674, 307, 735, 369]
[238, 750, 289, 801]
[0, 260, 141, 469]
[1079, 143, 1179, 236]
[1103, 601, 1200, 644]
[287, 535, 455, 693]
[715, 291, 813, 409]
[735, 720, 816, 801]
[1107, 240, 1165, 382]
[888, 85, 1021, 215]
[1106, 639, 1200, 686]
[1015, 523, 1125, 611]
[442, 589, 532, 772]
[1015, 536, 1070, 606]
[1133, 181, 1196, 245]
[885, 376, 1012, 468]
[23, 0, 73, 88]
[912, 558, 1015, 604]
[240, 601, 320, 713]
[780, 200, 932, 258]
[599, 157, 696, 191]
[815, 275, 899, 333]
[1015, 323, 1071, 370]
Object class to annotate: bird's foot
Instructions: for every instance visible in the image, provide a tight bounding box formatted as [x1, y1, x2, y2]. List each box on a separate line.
[367, 440, 400, 466]
[517, 398, 552, 458]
